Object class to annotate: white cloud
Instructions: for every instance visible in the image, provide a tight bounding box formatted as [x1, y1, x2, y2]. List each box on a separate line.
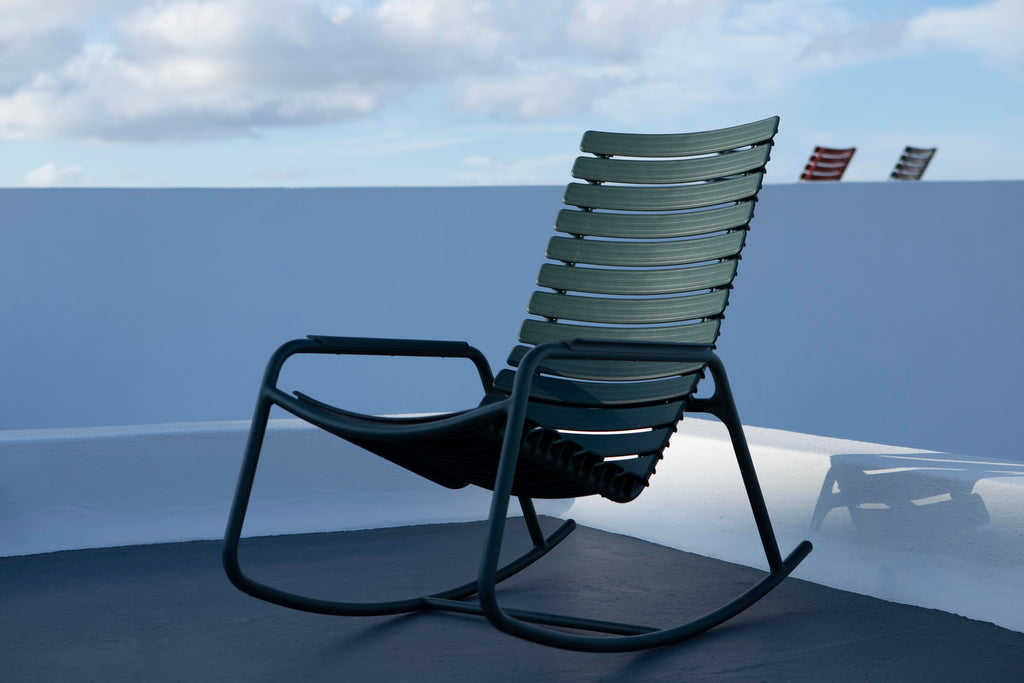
[906, 0, 1024, 73]
[0, 0, 1019, 144]
[458, 72, 596, 119]
[798, 0, 1024, 77]
[24, 162, 84, 187]
[454, 152, 575, 185]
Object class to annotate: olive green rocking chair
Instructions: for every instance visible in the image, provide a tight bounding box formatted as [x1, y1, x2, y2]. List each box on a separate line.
[223, 116, 812, 652]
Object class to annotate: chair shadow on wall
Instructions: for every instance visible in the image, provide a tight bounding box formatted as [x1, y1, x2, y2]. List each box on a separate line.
[810, 452, 1024, 554]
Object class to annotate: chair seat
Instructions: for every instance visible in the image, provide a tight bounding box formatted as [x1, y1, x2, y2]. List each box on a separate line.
[292, 390, 657, 502]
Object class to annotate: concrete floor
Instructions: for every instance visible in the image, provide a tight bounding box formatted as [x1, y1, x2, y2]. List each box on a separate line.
[2, 519, 1022, 682]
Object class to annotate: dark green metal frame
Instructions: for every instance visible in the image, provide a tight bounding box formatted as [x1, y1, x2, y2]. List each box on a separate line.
[223, 335, 812, 652]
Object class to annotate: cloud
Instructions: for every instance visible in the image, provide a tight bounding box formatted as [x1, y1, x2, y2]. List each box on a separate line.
[24, 162, 85, 186]
[458, 72, 596, 119]
[906, 0, 1024, 74]
[799, 0, 1024, 77]
[0, 0, 1019, 143]
[455, 152, 575, 185]
[0, 0, 419, 140]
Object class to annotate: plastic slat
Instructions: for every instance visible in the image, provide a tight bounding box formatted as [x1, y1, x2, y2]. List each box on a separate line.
[555, 202, 754, 239]
[546, 230, 745, 267]
[564, 173, 762, 212]
[609, 453, 662, 478]
[506, 345, 704, 381]
[528, 289, 729, 325]
[526, 400, 685, 432]
[555, 202, 753, 239]
[537, 261, 737, 295]
[572, 145, 770, 184]
[517, 319, 720, 346]
[580, 117, 779, 158]
[811, 147, 855, 159]
[564, 431, 671, 458]
[494, 370, 697, 406]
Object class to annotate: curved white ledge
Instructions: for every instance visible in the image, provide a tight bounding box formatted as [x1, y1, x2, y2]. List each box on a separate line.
[1, 418, 1021, 633]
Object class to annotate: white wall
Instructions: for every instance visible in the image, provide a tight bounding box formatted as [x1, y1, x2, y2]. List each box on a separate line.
[1, 183, 1022, 460]
[2, 418, 1021, 633]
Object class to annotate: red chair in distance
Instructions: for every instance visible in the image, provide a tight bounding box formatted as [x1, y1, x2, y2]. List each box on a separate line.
[800, 146, 855, 181]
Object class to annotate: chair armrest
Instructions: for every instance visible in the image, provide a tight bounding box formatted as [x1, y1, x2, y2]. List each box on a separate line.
[259, 335, 495, 394]
[309, 335, 475, 358]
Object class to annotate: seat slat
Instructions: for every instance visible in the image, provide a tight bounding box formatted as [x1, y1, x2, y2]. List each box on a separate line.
[529, 289, 729, 325]
[547, 230, 745, 267]
[580, 117, 779, 157]
[572, 145, 770, 185]
[555, 201, 753, 239]
[564, 173, 762, 212]
[507, 345, 705, 381]
[527, 400, 684, 432]
[518, 319, 721, 346]
[566, 430, 673, 458]
[538, 261, 737, 296]
[495, 369, 697, 406]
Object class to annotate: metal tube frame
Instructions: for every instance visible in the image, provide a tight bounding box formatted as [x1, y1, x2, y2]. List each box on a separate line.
[223, 336, 575, 616]
[477, 340, 812, 651]
[222, 336, 812, 651]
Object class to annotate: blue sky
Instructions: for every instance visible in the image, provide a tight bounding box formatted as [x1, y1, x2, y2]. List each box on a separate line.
[1, 0, 1021, 187]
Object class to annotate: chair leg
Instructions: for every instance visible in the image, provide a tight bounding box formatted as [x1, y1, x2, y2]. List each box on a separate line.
[469, 358, 812, 652]
[222, 395, 576, 616]
[474, 454, 811, 651]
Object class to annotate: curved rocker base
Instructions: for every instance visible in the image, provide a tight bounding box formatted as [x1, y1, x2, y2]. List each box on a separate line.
[473, 539, 813, 652]
[223, 512, 577, 618]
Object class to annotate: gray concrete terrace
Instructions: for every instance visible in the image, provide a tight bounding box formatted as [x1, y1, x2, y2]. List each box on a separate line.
[3, 519, 1022, 682]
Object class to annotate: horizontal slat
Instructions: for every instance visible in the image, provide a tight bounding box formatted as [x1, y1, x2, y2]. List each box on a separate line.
[507, 345, 705, 381]
[495, 370, 697, 406]
[537, 261, 737, 295]
[555, 201, 754, 239]
[565, 431, 672, 458]
[529, 289, 729, 324]
[547, 230, 745, 267]
[518, 318, 720, 346]
[811, 147, 856, 159]
[527, 400, 684, 432]
[572, 144, 770, 184]
[608, 453, 662, 478]
[564, 173, 762, 211]
[580, 117, 779, 157]
[805, 161, 848, 170]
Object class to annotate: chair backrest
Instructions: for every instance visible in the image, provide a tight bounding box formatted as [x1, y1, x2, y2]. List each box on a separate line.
[800, 146, 855, 181]
[492, 117, 779, 501]
[890, 146, 936, 181]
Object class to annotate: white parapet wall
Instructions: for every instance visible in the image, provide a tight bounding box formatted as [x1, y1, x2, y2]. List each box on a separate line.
[2, 417, 1022, 633]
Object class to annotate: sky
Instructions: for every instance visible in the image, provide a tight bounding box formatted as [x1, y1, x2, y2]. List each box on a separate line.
[1, 0, 1022, 187]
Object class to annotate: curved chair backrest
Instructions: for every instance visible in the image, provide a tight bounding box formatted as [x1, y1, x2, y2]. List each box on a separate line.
[800, 146, 855, 181]
[493, 117, 779, 499]
[890, 146, 936, 181]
